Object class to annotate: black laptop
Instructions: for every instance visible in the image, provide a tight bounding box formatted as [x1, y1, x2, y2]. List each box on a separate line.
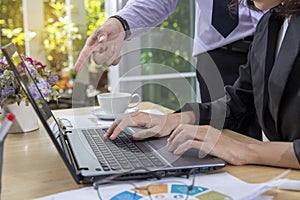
[2, 43, 226, 184]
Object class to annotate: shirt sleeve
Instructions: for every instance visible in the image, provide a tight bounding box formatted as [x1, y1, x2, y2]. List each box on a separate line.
[116, 0, 178, 37]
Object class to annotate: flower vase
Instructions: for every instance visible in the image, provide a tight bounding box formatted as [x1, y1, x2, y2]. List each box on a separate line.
[0, 106, 4, 119]
[4, 102, 39, 133]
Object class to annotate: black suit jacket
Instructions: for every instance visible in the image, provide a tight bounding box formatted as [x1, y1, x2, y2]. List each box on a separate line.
[182, 11, 300, 163]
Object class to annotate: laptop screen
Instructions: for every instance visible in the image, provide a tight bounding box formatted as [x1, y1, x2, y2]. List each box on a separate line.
[1, 43, 80, 182]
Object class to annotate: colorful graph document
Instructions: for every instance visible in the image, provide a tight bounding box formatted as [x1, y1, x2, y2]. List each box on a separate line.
[100, 182, 231, 200]
[36, 172, 273, 200]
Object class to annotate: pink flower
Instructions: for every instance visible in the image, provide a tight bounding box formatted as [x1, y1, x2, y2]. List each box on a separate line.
[35, 61, 47, 69]
[24, 57, 33, 63]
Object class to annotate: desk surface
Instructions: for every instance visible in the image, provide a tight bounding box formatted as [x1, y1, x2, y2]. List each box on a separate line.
[2, 102, 300, 199]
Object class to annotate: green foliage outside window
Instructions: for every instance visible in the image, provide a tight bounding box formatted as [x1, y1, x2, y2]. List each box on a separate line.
[43, 0, 83, 73]
[0, 0, 25, 54]
[84, 0, 107, 37]
[0, 0, 106, 74]
[141, 0, 196, 110]
[83, 0, 107, 72]
[141, 1, 194, 72]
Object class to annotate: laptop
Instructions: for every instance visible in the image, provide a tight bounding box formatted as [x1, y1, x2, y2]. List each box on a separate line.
[2, 43, 226, 184]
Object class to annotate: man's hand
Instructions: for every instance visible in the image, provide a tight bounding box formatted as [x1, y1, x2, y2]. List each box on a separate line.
[74, 18, 125, 73]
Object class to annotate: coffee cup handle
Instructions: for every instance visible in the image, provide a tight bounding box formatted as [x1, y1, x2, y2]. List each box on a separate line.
[128, 93, 141, 108]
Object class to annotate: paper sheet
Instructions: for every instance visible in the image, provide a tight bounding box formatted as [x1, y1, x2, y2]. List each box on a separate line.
[36, 172, 273, 200]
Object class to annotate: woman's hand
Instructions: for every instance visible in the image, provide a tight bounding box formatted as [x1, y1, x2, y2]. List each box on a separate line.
[168, 124, 300, 168]
[105, 112, 179, 140]
[74, 18, 125, 73]
[105, 111, 195, 140]
[167, 124, 250, 165]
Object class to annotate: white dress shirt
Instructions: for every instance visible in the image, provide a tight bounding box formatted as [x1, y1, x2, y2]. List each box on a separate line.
[116, 0, 265, 56]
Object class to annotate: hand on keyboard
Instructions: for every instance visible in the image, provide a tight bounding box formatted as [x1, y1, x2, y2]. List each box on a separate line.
[105, 112, 177, 140]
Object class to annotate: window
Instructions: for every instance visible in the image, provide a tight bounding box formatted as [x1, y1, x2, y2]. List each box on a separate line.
[109, 0, 197, 110]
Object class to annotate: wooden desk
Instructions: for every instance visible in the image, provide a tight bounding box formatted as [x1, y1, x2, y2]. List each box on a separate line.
[2, 102, 300, 199]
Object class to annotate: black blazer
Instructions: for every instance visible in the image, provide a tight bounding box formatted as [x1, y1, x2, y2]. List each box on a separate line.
[182, 11, 300, 163]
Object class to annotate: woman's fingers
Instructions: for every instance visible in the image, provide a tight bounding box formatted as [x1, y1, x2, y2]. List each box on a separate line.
[105, 112, 150, 140]
[105, 112, 173, 141]
[167, 124, 202, 150]
[173, 140, 203, 155]
[168, 124, 223, 156]
[105, 114, 139, 140]
[132, 127, 161, 140]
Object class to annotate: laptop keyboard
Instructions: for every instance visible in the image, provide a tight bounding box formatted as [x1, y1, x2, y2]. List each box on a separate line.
[82, 128, 165, 171]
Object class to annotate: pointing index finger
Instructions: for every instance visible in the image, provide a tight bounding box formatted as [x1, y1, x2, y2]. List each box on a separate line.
[74, 34, 107, 73]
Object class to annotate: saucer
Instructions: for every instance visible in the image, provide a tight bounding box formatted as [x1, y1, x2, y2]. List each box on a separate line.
[91, 107, 138, 120]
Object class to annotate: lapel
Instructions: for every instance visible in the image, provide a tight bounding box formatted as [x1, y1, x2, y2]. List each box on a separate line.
[261, 12, 284, 120]
[251, 13, 269, 125]
[268, 14, 300, 125]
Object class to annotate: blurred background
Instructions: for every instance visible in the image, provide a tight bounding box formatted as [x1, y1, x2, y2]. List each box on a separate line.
[0, 0, 198, 110]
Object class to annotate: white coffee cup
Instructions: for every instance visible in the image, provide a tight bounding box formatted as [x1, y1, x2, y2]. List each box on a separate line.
[97, 92, 141, 114]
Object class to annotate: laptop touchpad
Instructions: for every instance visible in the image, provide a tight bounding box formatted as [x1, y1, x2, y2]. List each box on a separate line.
[147, 136, 218, 167]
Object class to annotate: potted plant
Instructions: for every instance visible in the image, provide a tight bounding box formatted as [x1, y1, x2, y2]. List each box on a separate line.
[0, 55, 59, 133]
